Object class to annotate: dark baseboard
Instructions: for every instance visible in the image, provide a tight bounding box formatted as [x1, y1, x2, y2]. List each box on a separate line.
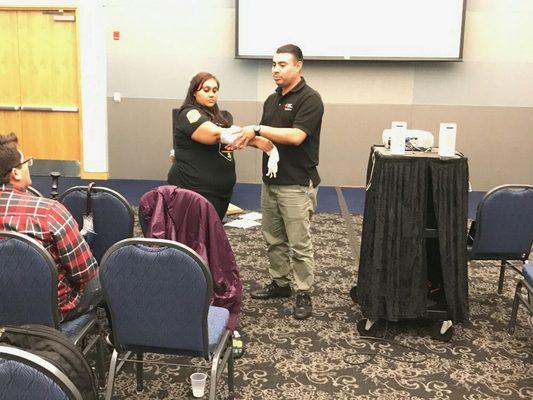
[30, 176, 484, 218]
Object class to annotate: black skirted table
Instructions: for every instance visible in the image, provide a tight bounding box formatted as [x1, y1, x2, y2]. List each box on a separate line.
[356, 146, 469, 340]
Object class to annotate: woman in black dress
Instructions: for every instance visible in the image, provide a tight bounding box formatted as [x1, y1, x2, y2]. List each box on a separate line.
[168, 72, 276, 220]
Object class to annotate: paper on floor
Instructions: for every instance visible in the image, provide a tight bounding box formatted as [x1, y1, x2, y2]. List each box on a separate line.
[239, 212, 262, 221]
[224, 219, 261, 229]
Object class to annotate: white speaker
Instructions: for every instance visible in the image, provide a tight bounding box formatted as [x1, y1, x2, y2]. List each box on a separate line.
[390, 126, 406, 155]
[438, 123, 457, 157]
[391, 121, 407, 129]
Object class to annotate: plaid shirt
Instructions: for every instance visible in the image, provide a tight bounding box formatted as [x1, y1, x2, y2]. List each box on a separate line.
[0, 184, 98, 318]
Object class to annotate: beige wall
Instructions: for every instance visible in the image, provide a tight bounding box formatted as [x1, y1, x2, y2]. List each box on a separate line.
[106, 0, 533, 190]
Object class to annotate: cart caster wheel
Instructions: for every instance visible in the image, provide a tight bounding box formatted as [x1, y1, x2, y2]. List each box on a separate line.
[349, 286, 358, 303]
[431, 320, 453, 342]
[357, 318, 379, 337]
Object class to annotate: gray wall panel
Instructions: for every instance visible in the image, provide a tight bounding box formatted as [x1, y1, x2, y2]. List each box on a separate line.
[108, 98, 533, 190]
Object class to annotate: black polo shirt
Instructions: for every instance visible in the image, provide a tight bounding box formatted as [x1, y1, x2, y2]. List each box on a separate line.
[168, 106, 236, 197]
[260, 77, 324, 187]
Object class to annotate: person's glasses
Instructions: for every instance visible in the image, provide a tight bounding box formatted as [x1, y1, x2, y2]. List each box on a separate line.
[19, 157, 33, 168]
[1, 157, 33, 176]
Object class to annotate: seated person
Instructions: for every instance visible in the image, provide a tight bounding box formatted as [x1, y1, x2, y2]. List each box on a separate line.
[0, 132, 101, 322]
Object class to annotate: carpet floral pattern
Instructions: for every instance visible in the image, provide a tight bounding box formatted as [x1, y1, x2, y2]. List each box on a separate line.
[103, 211, 532, 399]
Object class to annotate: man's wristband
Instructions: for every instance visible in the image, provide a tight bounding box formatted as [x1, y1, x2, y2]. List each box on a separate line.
[253, 125, 262, 136]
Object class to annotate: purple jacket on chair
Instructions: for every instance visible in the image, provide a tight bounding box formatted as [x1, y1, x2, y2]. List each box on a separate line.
[139, 185, 242, 330]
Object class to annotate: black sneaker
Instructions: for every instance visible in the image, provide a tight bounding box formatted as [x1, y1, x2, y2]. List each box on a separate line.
[293, 292, 312, 320]
[250, 281, 292, 299]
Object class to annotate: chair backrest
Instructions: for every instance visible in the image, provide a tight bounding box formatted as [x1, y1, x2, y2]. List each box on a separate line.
[0, 345, 82, 400]
[471, 184, 533, 259]
[27, 186, 43, 197]
[0, 231, 59, 327]
[58, 186, 134, 263]
[100, 238, 213, 357]
[138, 206, 147, 236]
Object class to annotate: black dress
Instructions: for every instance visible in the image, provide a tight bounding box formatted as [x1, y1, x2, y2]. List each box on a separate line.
[167, 106, 236, 219]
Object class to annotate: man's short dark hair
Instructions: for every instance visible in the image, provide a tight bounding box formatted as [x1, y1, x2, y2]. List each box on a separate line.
[0, 133, 20, 184]
[276, 44, 303, 62]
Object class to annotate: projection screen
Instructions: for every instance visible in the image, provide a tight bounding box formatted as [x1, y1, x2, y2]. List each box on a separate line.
[236, 0, 466, 61]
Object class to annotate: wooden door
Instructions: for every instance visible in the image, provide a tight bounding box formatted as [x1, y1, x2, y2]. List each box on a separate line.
[0, 9, 80, 161]
[0, 10, 22, 140]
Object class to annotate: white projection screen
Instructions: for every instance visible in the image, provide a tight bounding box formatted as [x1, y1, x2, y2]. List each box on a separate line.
[236, 0, 466, 61]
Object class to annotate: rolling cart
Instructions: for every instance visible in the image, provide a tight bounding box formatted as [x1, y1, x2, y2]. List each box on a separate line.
[355, 146, 469, 341]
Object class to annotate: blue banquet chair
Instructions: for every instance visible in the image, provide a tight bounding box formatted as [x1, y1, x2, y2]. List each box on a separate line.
[467, 184, 533, 293]
[0, 231, 105, 386]
[100, 238, 234, 400]
[0, 345, 83, 400]
[508, 262, 533, 334]
[58, 185, 134, 263]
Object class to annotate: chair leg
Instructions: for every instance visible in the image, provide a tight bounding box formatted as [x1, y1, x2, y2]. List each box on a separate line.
[227, 344, 235, 400]
[209, 358, 218, 400]
[508, 281, 523, 334]
[136, 352, 144, 393]
[96, 336, 106, 388]
[498, 261, 506, 294]
[105, 349, 119, 400]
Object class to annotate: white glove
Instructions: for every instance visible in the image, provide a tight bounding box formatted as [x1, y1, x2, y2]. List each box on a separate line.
[220, 125, 242, 144]
[266, 145, 279, 178]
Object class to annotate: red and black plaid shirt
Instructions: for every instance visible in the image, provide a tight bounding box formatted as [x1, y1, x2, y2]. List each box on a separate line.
[0, 184, 98, 318]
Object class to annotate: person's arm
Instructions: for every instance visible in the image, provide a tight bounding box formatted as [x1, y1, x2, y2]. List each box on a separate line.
[177, 108, 241, 146]
[48, 202, 98, 289]
[234, 92, 324, 148]
[244, 125, 307, 146]
[249, 136, 274, 153]
[190, 121, 223, 145]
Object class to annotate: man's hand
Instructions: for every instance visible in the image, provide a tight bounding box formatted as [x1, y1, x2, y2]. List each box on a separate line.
[250, 136, 274, 152]
[229, 125, 256, 150]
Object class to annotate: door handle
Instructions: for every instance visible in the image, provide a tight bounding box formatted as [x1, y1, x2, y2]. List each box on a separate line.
[20, 105, 78, 112]
[0, 105, 20, 111]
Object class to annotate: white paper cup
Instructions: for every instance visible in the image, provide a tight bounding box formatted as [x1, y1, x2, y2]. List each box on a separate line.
[190, 372, 207, 398]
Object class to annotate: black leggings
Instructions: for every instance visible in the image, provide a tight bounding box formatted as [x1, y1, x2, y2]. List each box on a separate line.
[167, 167, 231, 221]
[197, 191, 231, 221]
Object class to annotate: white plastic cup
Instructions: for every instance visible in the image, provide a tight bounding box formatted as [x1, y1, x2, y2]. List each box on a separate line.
[190, 372, 207, 398]
[390, 126, 406, 155]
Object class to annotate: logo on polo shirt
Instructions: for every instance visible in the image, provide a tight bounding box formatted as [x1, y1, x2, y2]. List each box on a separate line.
[219, 144, 234, 162]
[284, 103, 293, 111]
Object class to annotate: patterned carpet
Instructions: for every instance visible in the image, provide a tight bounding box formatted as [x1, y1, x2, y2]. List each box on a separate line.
[101, 211, 533, 400]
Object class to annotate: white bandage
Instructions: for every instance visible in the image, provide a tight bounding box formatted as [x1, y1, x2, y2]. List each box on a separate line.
[266, 145, 279, 178]
[220, 125, 242, 144]
[169, 149, 175, 157]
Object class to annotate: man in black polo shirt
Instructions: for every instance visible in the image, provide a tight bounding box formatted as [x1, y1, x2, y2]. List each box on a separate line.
[238, 44, 324, 319]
